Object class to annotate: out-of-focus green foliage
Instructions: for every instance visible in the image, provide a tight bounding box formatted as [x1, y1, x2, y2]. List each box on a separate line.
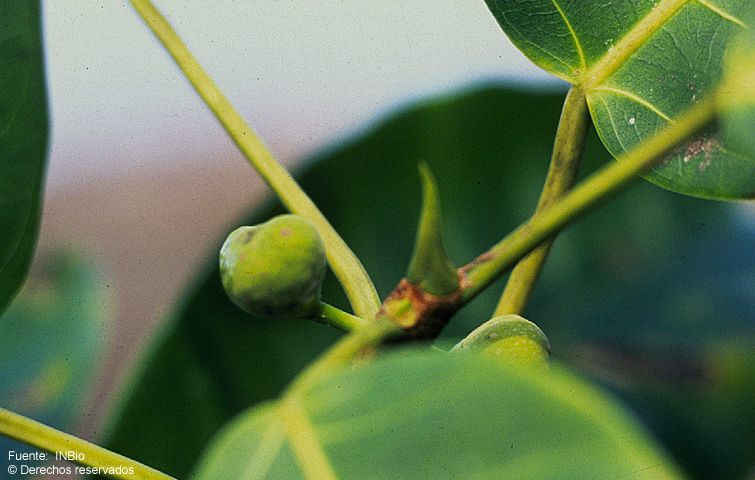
[0, 1, 49, 314]
[102, 85, 754, 479]
[0, 251, 108, 478]
[719, 23, 755, 159]
[192, 351, 683, 480]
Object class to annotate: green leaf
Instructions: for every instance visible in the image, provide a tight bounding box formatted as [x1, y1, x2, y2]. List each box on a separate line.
[577, 338, 755, 480]
[100, 293, 341, 478]
[484, 0, 754, 199]
[0, 1, 49, 314]
[718, 22, 755, 158]
[104, 86, 752, 479]
[192, 350, 684, 479]
[0, 251, 108, 460]
[99, 87, 562, 478]
[97, 89, 562, 478]
[406, 163, 459, 296]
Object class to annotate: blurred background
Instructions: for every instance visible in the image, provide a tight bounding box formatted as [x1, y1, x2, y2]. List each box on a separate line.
[35, 0, 557, 433]
[2, 2, 753, 480]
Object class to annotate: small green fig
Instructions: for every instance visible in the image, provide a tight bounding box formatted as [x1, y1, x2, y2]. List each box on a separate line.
[452, 314, 551, 367]
[219, 214, 327, 319]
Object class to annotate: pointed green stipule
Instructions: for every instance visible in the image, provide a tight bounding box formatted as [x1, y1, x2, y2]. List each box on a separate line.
[406, 163, 459, 296]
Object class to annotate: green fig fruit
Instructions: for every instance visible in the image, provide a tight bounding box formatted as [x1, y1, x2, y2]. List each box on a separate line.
[219, 214, 327, 319]
[452, 314, 551, 367]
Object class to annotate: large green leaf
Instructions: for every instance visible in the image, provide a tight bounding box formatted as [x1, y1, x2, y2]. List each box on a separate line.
[103, 86, 753, 479]
[0, 251, 108, 478]
[484, 0, 754, 199]
[0, 1, 49, 314]
[192, 351, 683, 479]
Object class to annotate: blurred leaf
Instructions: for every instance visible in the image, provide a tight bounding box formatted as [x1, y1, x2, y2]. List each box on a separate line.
[0, 251, 108, 424]
[0, 1, 49, 314]
[100, 272, 342, 478]
[103, 85, 753, 479]
[526, 195, 755, 479]
[192, 350, 683, 479]
[718, 22, 755, 159]
[484, 0, 754, 199]
[571, 338, 755, 480]
[0, 251, 108, 477]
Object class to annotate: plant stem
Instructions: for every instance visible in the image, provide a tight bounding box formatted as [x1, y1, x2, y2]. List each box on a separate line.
[285, 318, 400, 397]
[0, 407, 175, 480]
[315, 302, 371, 331]
[495, 86, 590, 316]
[375, 94, 715, 339]
[129, 0, 380, 320]
[460, 93, 717, 303]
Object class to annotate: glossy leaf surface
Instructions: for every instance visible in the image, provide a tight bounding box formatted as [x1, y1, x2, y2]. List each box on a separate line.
[192, 351, 683, 480]
[484, 0, 754, 198]
[0, 1, 49, 313]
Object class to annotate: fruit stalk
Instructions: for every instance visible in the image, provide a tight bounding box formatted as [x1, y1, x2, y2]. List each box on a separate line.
[129, 0, 380, 320]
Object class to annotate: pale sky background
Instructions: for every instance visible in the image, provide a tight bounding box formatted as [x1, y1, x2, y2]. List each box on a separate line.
[40, 1, 562, 193]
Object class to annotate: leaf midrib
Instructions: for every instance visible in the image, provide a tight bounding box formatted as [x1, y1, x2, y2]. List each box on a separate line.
[580, 0, 690, 90]
[581, 0, 748, 91]
[551, 0, 586, 72]
[278, 399, 339, 480]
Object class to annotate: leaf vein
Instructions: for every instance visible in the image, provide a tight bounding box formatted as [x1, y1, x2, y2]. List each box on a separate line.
[491, 5, 578, 81]
[583, 0, 689, 89]
[279, 400, 339, 480]
[550, 0, 586, 71]
[590, 86, 673, 122]
[592, 93, 630, 153]
[694, 0, 748, 27]
[242, 417, 286, 480]
[661, 25, 694, 71]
